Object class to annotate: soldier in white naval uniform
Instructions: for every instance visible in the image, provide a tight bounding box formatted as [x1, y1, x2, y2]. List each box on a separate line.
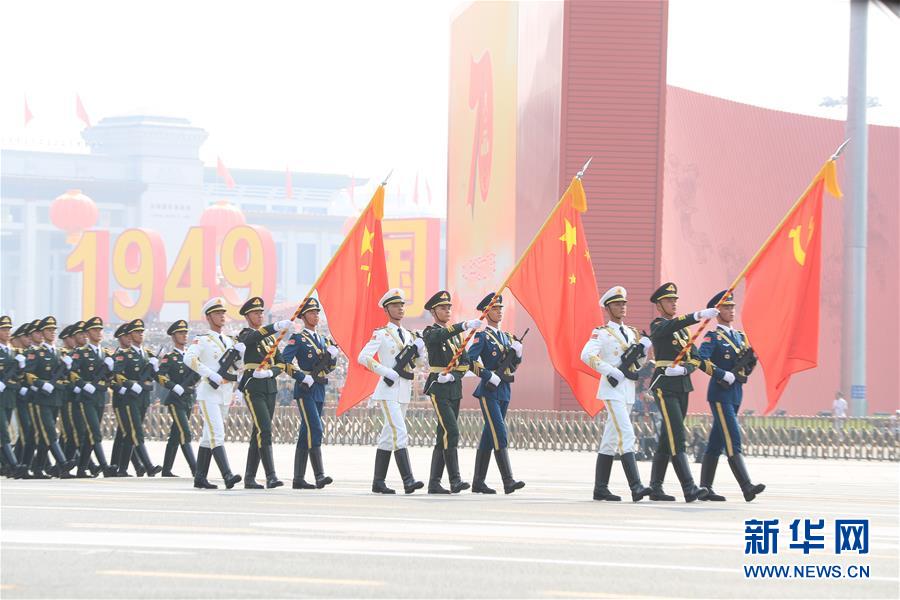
[184, 297, 247, 489]
[357, 288, 426, 494]
[581, 286, 653, 502]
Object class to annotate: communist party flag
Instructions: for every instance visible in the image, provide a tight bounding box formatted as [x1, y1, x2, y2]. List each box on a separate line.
[507, 177, 605, 416]
[742, 160, 841, 414]
[317, 186, 389, 415]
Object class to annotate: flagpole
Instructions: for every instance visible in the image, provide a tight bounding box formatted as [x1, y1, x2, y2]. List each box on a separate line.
[436, 159, 593, 376]
[257, 173, 391, 370]
[657, 143, 848, 380]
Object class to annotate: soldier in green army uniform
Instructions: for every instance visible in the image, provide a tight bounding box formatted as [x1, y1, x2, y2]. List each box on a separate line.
[422, 290, 483, 494]
[0, 316, 19, 474]
[110, 323, 136, 475]
[9, 323, 33, 477]
[69, 316, 117, 477]
[237, 297, 293, 489]
[23, 316, 77, 478]
[157, 320, 199, 477]
[20, 319, 46, 477]
[58, 322, 84, 466]
[647, 283, 718, 502]
[112, 319, 162, 476]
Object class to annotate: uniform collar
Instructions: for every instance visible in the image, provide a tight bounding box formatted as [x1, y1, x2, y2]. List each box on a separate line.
[41, 341, 55, 351]
[89, 343, 101, 354]
[717, 324, 735, 334]
[303, 327, 318, 336]
[605, 320, 628, 329]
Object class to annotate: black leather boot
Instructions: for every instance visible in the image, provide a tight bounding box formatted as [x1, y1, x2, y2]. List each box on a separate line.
[50, 441, 76, 477]
[648, 453, 675, 501]
[1, 444, 17, 473]
[162, 440, 179, 477]
[593, 453, 621, 501]
[308, 447, 332, 489]
[393, 448, 423, 494]
[211, 446, 241, 489]
[292, 444, 315, 489]
[131, 448, 146, 477]
[471, 447, 496, 494]
[727, 454, 765, 502]
[621, 452, 651, 502]
[371, 448, 395, 494]
[259, 444, 284, 489]
[180, 443, 197, 476]
[494, 448, 524, 494]
[671, 452, 709, 502]
[193, 446, 217, 489]
[244, 443, 264, 489]
[135, 443, 163, 477]
[443, 448, 470, 494]
[700, 453, 726, 501]
[75, 444, 96, 478]
[93, 442, 116, 477]
[427, 446, 449, 494]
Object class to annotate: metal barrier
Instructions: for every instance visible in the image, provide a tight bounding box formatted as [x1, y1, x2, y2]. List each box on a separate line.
[105, 402, 899, 461]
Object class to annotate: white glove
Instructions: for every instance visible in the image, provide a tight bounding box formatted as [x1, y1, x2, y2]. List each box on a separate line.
[74, 386, 81, 394]
[722, 371, 736, 385]
[172, 384, 184, 396]
[208, 372, 224, 386]
[130, 382, 142, 394]
[326, 345, 340, 359]
[233, 342, 246, 354]
[374, 365, 399, 382]
[83, 383, 96, 395]
[118, 387, 126, 395]
[19, 387, 28, 396]
[511, 340, 523, 358]
[15, 354, 26, 367]
[302, 374, 314, 387]
[149, 357, 159, 371]
[608, 368, 625, 383]
[41, 382, 54, 394]
[695, 308, 719, 320]
[463, 319, 483, 331]
[664, 365, 687, 377]
[274, 320, 294, 332]
[0, 381, 5, 393]
[104, 356, 114, 370]
[488, 372, 501, 387]
[252, 369, 273, 379]
[414, 337, 426, 357]
[639, 336, 652, 350]
[62, 355, 73, 368]
[437, 372, 454, 384]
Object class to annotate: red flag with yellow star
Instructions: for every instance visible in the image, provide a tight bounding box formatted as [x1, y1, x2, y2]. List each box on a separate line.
[317, 186, 389, 415]
[506, 177, 605, 416]
[742, 161, 841, 414]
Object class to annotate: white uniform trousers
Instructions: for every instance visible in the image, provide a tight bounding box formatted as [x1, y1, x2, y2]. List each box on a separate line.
[198, 399, 229, 449]
[376, 400, 409, 451]
[598, 398, 637, 456]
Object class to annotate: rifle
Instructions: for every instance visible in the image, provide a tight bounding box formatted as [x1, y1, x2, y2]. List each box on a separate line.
[209, 346, 241, 390]
[42, 353, 70, 396]
[719, 346, 757, 387]
[495, 328, 529, 384]
[384, 332, 421, 386]
[299, 339, 338, 388]
[608, 330, 649, 388]
[128, 347, 159, 398]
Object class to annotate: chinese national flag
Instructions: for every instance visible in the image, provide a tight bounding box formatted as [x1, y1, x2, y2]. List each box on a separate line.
[507, 177, 605, 416]
[742, 161, 841, 414]
[317, 186, 389, 415]
[217, 156, 236, 188]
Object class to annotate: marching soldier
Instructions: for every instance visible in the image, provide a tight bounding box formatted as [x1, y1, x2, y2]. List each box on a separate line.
[69, 316, 116, 477]
[357, 288, 426, 494]
[23, 316, 76, 478]
[282, 297, 337, 490]
[157, 320, 199, 477]
[59, 323, 83, 465]
[580, 287, 653, 501]
[112, 319, 162, 477]
[466, 293, 525, 494]
[422, 290, 482, 494]
[183, 297, 246, 489]
[236, 297, 292, 489]
[110, 323, 140, 475]
[10, 323, 34, 477]
[697, 291, 766, 502]
[0, 316, 18, 474]
[647, 283, 717, 502]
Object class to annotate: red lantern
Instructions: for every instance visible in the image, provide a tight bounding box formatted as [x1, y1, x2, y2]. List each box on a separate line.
[50, 189, 98, 243]
[199, 200, 246, 247]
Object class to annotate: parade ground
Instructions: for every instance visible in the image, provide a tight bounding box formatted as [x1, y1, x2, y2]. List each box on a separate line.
[1, 443, 897, 599]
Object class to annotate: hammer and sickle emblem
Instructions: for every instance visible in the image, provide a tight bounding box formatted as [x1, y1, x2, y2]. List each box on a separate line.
[788, 217, 815, 266]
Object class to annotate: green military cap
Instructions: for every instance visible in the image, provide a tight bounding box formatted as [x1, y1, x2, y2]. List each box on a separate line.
[424, 290, 452, 310]
[113, 323, 130, 338]
[126, 319, 145, 334]
[84, 316, 104, 330]
[239, 296, 265, 316]
[0, 315, 11, 329]
[299, 297, 321, 315]
[28, 319, 41, 335]
[11, 323, 28, 338]
[649, 282, 678, 303]
[59, 325, 74, 339]
[167, 320, 189, 336]
[707, 290, 735, 308]
[71, 320, 86, 335]
[38, 316, 58, 331]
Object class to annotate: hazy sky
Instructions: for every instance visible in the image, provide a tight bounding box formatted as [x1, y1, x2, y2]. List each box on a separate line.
[1, 0, 897, 203]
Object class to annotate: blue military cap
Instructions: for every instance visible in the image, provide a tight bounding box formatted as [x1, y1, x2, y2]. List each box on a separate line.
[707, 290, 735, 309]
[299, 297, 321, 315]
[476, 292, 503, 312]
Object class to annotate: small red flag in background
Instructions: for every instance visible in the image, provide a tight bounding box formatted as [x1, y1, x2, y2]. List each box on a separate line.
[285, 166, 294, 198]
[506, 177, 605, 416]
[24, 95, 34, 126]
[76, 94, 91, 128]
[216, 156, 236, 188]
[317, 186, 389, 415]
[742, 161, 842, 414]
